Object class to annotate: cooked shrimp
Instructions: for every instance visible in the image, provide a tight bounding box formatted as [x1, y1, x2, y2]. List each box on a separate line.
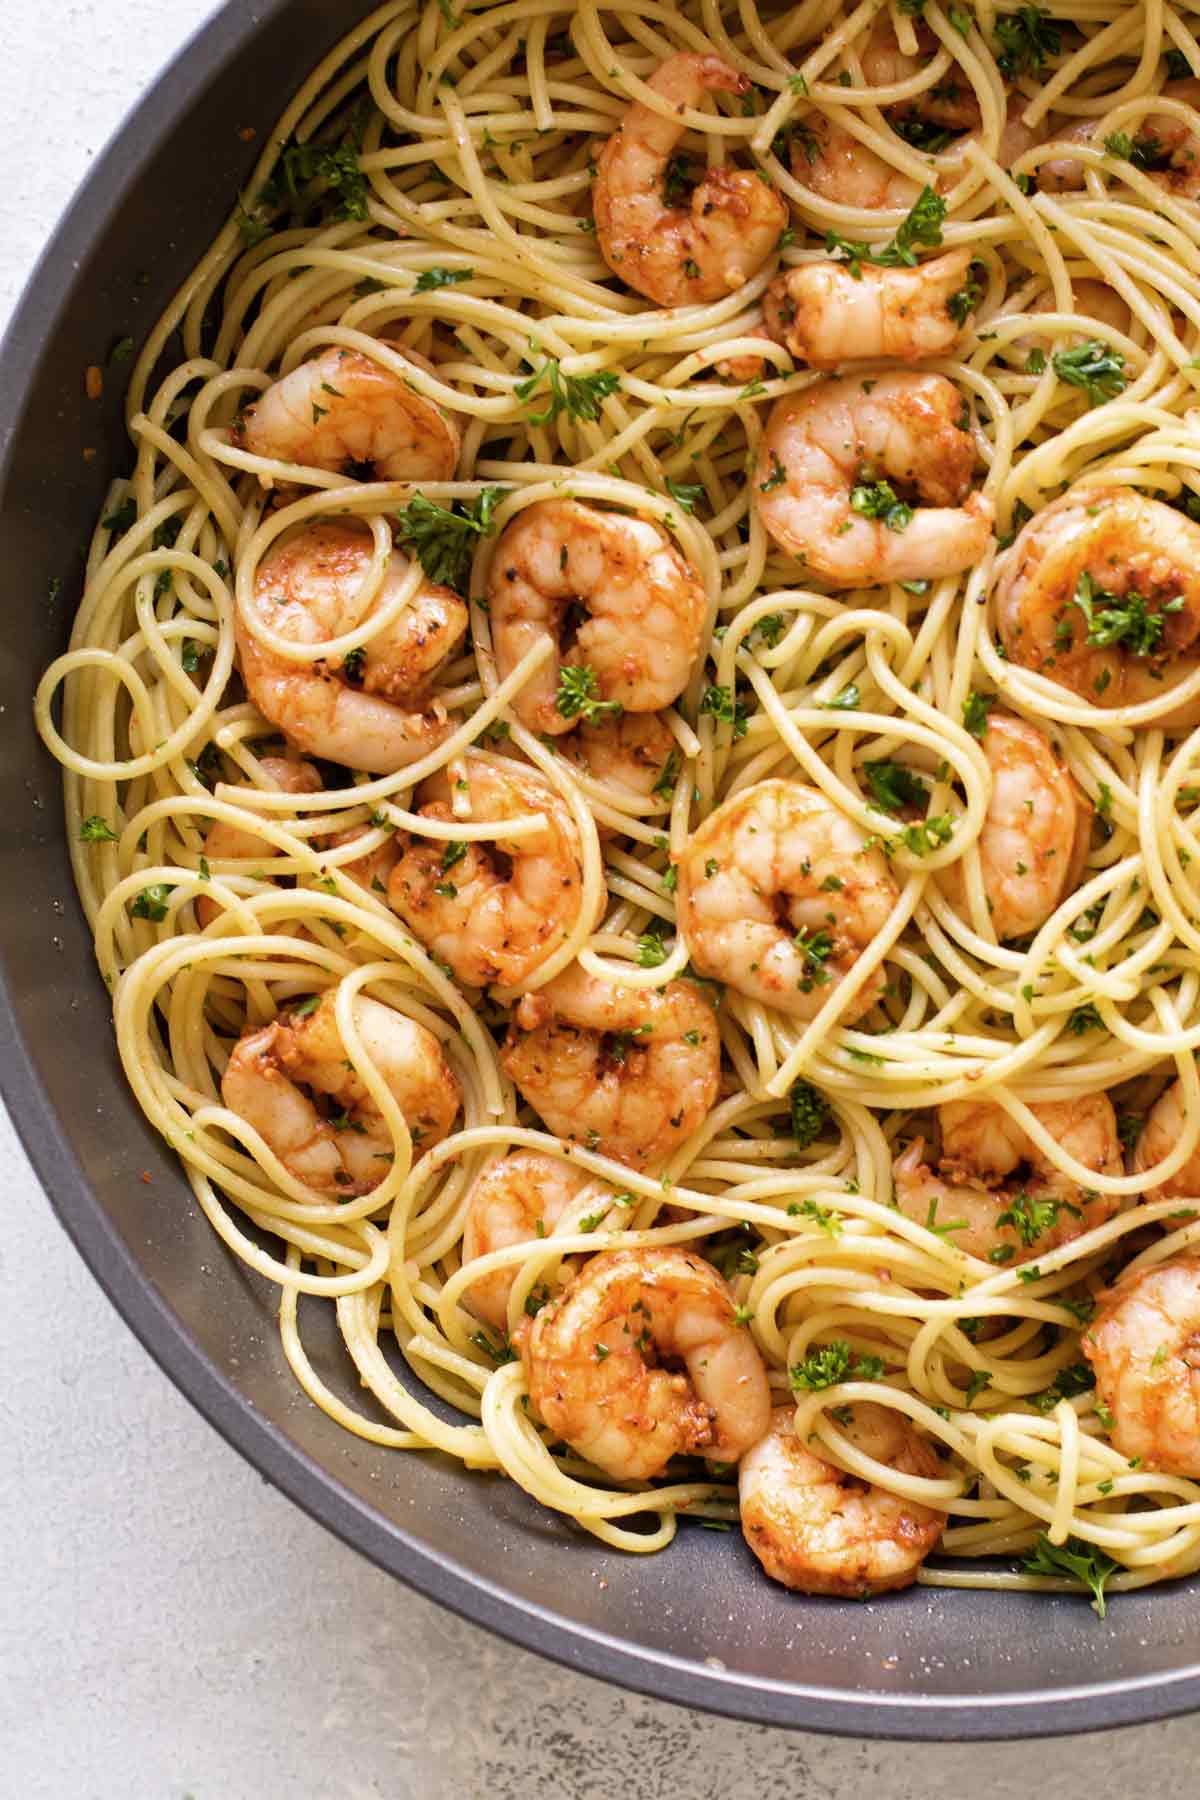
[1133, 1077, 1200, 1200]
[221, 988, 461, 1193]
[487, 499, 706, 735]
[560, 712, 677, 833]
[592, 52, 787, 306]
[196, 757, 321, 928]
[938, 712, 1092, 940]
[460, 1151, 594, 1330]
[994, 487, 1200, 727]
[893, 1094, 1122, 1263]
[1041, 83, 1200, 197]
[675, 779, 899, 1021]
[739, 1404, 945, 1596]
[387, 759, 595, 989]
[1084, 1256, 1200, 1475]
[860, 21, 981, 130]
[501, 964, 720, 1171]
[754, 372, 993, 586]
[238, 345, 459, 482]
[238, 521, 468, 773]
[762, 248, 977, 370]
[1064, 279, 1133, 339]
[518, 1246, 771, 1481]
[790, 109, 1037, 210]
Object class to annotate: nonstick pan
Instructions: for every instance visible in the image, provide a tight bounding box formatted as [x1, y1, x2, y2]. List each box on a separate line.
[5, 0, 1199, 1738]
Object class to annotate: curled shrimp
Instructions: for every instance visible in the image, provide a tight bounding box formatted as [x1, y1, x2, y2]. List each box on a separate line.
[460, 1151, 594, 1331]
[1041, 83, 1200, 197]
[196, 756, 321, 929]
[739, 1405, 945, 1597]
[893, 1095, 1122, 1263]
[675, 780, 899, 1022]
[487, 499, 706, 736]
[560, 712, 677, 835]
[592, 52, 787, 306]
[221, 987, 461, 1194]
[518, 1246, 771, 1482]
[239, 344, 459, 482]
[1084, 1256, 1200, 1476]
[238, 521, 468, 773]
[937, 712, 1092, 941]
[754, 372, 993, 587]
[994, 487, 1200, 727]
[387, 758, 596, 990]
[1134, 1077, 1200, 1200]
[501, 964, 720, 1171]
[789, 108, 1037, 210]
[860, 20, 982, 131]
[762, 248, 977, 370]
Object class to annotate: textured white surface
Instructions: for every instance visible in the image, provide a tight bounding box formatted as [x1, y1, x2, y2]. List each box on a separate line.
[5, 4, 1200, 1794]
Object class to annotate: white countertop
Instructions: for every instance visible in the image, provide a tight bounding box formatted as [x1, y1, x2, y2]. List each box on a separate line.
[5, 3, 1200, 1793]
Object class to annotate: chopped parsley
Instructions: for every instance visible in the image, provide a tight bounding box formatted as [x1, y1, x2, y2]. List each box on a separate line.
[699, 683, 749, 740]
[994, 5, 1061, 80]
[1052, 340, 1127, 408]
[413, 265, 474, 291]
[636, 930, 669, 969]
[996, 1189, 1060, 1246]
[79, 816, 118, 843]
[963, 690, 994, 738]
[849, 477, 913, 533]
[824, 186, 946, 278]
[1021, 1533, 1118, 1618]
[556, 663, 622, 724]
[864, 760, 929, 815]
[1069, 569, 1182, 657]
[790, 1339, 885, 1391]
[515, 358, 620, 425]
[394, 486, 506, 593]
[665, 477, 704, 514]
[789, 1079, 831, 1149]
[130, 883, 174, 922]
[1031, 1361, 1096, 1413]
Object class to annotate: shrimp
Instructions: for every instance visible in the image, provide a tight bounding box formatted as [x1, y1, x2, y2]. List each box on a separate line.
[761, 248, 977, 370]
[501, 964, 720, 1171]
[560, 711, 677, 833]
[789, 109, 1037, 210]
[592, 52, 787, 307]
[754, 373, 994, 587]
[1041, 83, 1200, 197]
[1133, 1077, 1200, 1200]
[994, 487, 1200, 727]
[675, 780, 899, 1022]
[487, 499, 706, 736]
[196, 757, 322, 928]
[460, 1151, 594, 1330]
[238, 521, 468, 773]
[893, 1094, 1122, 1263]
[221, 988, 461, 1193]
[739, 1405, 945, 1597]
[1084, 1256, 1200, 1475]
[518, 1246, 771, 1481]
[387, 758, 596, 990]
[238, 345, 459, 482]
[937, 712, 1092, 940]
[860, 21, 982, 131]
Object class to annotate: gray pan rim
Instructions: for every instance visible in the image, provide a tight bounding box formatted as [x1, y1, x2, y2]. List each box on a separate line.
[4, 0, 1200, 1741]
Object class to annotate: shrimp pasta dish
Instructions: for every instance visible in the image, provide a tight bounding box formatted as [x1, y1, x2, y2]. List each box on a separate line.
[36, 0, 1200, 1612]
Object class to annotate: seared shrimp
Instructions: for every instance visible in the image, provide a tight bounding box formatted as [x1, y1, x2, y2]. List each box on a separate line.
[754, 373, 993, 586]
[860, 21, 982, 130]
[239, 522, 468, 773]
[387, 759, 595, 989]
[994, 488, 1200, 726]
[487, 499, 706, 735]
[460, 1151, 593, 1330]
[593, 52, 786, 306]
[501, 964, 720, 1171]
[221, 988, 461, 1193]
[762, 248, 977, 370]
[561, 712, 677, 832]
[239, 345, 459, 482]
[1041, 83, 1200, 197]
[519, 1246, 771, 1481]
[196, 757, 321, 928]
[1084, 1256, 1200, 1475]
[740, 1405, 945, 1596]
[893, 1094, 1122, 1263]
[938, 712, 1092, 940]
[790, 109, 1037, 210]
[1134, 1077, 1200, 1200]
[675, 780, 899, 1021]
